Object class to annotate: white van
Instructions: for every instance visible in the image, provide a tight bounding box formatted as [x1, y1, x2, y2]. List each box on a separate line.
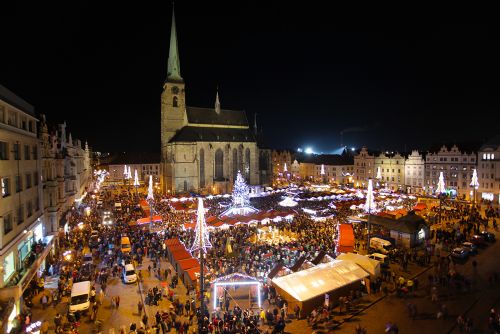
[69, 281, 91, 313]
[122, 263, 137, 284]
[369, 237, 393, 254]
[368, 253, 390, 268]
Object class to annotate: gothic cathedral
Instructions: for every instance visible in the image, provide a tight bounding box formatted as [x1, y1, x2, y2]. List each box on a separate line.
[161, 9, 269, 194]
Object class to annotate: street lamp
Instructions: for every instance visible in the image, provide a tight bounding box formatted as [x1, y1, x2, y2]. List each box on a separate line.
[190, 198, 212, 331]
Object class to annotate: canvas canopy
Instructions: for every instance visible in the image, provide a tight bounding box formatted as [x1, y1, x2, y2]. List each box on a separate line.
[271, 260, 369, 302]
[336, 253, 380, 278]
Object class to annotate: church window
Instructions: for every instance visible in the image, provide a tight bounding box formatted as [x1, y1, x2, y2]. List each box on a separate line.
[215, 149, 224, 180]
[238, 146, 243, 172]
[200, 149, 205, 188]
[173, 96, 178, 108]
[183, 180, 187, 192]
[245, 148, 251, 180]
[232, 148, 238, 180]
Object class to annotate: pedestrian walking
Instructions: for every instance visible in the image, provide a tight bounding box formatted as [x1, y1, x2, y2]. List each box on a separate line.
[41, 293, 48, 309]
[138, 300, 143, 316]
[40, 319, 49, 334]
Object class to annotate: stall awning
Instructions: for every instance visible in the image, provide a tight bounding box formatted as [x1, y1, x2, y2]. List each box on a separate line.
[336, 253, 380, 277]
[271, 260, 369, 302]
[136, 215, 162, 225]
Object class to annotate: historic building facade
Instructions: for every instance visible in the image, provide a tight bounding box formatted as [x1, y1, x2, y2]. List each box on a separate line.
[271, 149, 293, 185]
[477, 135, 500, 205]
[353, 147, 375, 187]
[160, 10, 267, 194]
[0, 84, 92, 329]
[424, 145, 477, 199]
[404, 150, 425, 194]
[374, 152, 405, 191]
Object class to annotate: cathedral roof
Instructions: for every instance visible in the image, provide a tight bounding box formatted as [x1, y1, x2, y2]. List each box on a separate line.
[186, 106, 249, 126]
[169, 126, 256, 143]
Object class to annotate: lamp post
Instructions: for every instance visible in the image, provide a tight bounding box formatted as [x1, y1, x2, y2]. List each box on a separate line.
[127, 166, 132, 193]
[470, 169, 479, 209]
[190, 198, 211, 332]
[376, 166, 382, 188]
[436, 172, 446, 226]
[123, 164, 128, 186]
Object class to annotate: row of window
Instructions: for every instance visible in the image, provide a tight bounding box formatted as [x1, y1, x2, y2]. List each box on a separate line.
[481, 163, 496, 169]
[0, 105, 36, 133]
[482, 174, 496, 180]
[482, 183, 499, 189]
[3, 197, 40, 235]
[142, 165, 159, 170]
[0, 141, 38, 160]
[427, 157, 475, 162]
[482, 153, 495, 160]
[1, 172, 39, 197]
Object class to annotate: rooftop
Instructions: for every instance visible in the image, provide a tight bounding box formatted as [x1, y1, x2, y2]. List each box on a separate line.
[0, 84, 35, 116]
[186, 106, 249, 127]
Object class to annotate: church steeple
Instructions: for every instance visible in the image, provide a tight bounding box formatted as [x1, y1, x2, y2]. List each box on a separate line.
[215, 88, 221, 114]
[167, 7, 183, 83]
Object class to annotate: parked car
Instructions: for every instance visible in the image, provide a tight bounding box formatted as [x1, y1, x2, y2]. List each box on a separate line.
[462, 242, 478, 255]
[367, 253, 390, 269]
[76, 263, 94, 282]
[122, 263, 137, 284]
[451, 247, 469, 260]
[471, 235, 487, 247]
[479, 231, 496, 242]
[89, 235, 99, 248]
[82, 253, 93, 264]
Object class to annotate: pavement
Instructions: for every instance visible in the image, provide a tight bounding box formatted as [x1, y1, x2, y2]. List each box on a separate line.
[30, 254, 193, 333]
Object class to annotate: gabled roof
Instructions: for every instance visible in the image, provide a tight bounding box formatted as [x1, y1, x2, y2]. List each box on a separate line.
[186, 106, 249, 126]
[480, 135, 500, 151]
[169, 126, 256, 143]
[369, 211, 428, 234]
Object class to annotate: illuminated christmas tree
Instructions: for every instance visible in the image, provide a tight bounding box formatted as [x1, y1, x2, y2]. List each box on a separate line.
[436, 171, 446, 194]
[133, 169, 140, 186]
[470, 169, 479, 189]
[233, 171, 250, 208]
[191, 197, 212, 252]
[147, 175, 154, 201]
[364, 179, 376, 213]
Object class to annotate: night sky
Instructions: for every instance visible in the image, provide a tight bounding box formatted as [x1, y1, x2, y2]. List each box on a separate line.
[1, 2, 498, 153]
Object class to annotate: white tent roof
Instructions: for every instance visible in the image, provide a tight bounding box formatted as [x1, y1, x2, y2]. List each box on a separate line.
[336, 253, 381, 277]
[271, 260, 369, 302]
[279, 197, 298, 207]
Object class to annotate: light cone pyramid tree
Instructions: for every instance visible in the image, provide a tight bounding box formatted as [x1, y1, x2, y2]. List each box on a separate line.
[436, 172, 446, 194]
[364, 179, 376, 213]
[147, 175, 154, 201]
[191, 197, 212, 252]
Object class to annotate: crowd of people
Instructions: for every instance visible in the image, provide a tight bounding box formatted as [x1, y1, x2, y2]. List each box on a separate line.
[9, 175, 498, 333]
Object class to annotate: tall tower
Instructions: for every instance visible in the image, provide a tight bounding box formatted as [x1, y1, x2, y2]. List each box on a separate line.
[161, 7, 187, 192]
